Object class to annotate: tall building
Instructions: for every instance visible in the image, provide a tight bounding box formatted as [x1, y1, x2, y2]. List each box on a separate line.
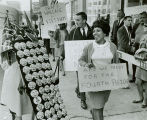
[66, 0, 111, 25]
[6, 1, 21, 10]
[124, 0, 147, 15]
[66, 0, 86, 20]
[32, 2, 40, 14]
[87, 0, 111, 25]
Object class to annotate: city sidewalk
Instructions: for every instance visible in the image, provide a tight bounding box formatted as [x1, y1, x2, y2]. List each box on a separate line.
[58, 71, 147, 120]
[0, 57, 147, 120]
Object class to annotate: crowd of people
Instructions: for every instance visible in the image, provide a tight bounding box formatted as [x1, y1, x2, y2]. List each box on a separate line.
[0, 8, 147, 120]
[43, 10, 147, 120]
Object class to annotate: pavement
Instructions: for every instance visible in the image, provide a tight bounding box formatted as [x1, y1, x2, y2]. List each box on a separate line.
[0, 56, 147, 120]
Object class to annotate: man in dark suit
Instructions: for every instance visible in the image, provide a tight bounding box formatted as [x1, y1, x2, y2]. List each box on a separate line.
[69, 12, 94, 40]
[69, 12, 94, 109]
[117, 16, 135, 76]
[111, 10, 125, 47]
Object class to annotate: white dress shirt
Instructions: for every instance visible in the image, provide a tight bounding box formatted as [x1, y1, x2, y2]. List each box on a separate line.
[80, 25, 88, 36]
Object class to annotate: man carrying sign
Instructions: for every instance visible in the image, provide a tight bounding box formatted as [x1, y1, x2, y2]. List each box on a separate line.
[69, 12, 94, 109]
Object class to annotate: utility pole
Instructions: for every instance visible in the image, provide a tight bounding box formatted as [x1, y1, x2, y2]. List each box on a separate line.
[121, 0, 124, 12]
[30, 0, 33, 24]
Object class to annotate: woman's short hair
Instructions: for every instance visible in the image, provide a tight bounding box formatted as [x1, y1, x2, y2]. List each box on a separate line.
[92, 20, 110, 36]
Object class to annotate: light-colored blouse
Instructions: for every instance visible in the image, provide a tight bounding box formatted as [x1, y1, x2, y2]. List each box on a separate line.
[92, 41, 113, 66]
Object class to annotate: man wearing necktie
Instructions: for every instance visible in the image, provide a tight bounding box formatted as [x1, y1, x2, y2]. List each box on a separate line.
[69, 12, 94, 40]
[117, 16, 135, 80]
[69, 12, 94, 109]
[111, 10, 125, 47]
[117, 16, 134, 55]
[82, 28, 87, 40]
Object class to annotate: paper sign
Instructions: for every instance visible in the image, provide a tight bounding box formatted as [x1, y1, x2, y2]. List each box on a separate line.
[78, 63, 129, 92]
[117, 51, 147, 70]
[64, 40, 94, 71]
[40, 3, 67, 26]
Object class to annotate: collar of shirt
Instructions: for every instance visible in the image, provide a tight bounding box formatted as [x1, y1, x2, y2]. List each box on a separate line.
[124, 25, 129, 33]
[124, 25, 131, 40]
[80, 25, 88, 36]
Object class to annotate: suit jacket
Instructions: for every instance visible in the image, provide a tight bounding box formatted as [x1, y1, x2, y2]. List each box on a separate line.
[111, 20, 124, 46]
[69, 23, 94, 40]
[117, 26, 132, 53]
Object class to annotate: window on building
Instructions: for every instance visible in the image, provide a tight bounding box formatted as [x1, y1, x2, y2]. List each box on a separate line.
[88, 3, 92, 7]
[93, 2, 97, 5]
[128, 0, 140, 7]
[98, 1, 101, 5]
[142, 0, 147, 5]
[103, 0, 107, 5]
[102, 9, 106, 14]
[88, 10, 91, 14]
[108, 9, 110, 13]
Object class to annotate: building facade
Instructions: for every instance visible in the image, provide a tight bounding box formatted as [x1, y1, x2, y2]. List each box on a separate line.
[66, 0, 111, 26]
[124, 0, 147, 24]
[6, 1, 21, 10]
[87, 0, 111, 25]
[124, 0, 147, 15]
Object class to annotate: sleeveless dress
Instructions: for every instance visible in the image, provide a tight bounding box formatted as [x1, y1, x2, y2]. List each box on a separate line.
[87, 41, 113, 109]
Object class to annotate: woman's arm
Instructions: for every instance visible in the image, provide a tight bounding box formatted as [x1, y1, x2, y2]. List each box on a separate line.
[110, 42, 119, 63]
[78, 46, 88, 67]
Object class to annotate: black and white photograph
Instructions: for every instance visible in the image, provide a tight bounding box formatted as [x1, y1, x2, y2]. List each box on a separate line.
[0, 0, 147, 120]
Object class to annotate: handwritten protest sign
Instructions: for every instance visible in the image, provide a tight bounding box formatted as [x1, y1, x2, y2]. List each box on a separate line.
[40, 3, 67, 27]
[78, 63, 129, 92]
[64, 40, 94, 71]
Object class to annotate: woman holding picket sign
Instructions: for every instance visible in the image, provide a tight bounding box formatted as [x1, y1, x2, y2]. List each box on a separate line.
[78, 20, 119, 120]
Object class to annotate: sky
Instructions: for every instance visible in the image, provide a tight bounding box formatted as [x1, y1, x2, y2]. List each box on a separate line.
[0, 0, 66, 11]
[1, 0, 39, 11]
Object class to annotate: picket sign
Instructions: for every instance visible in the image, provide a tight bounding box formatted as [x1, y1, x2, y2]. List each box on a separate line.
[64, 40, 147, 92]
[117, 50, 147, 70]
[40, 3, 67, 27]
[78, 63, 129, 92]
[64, 40, 94, 71]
